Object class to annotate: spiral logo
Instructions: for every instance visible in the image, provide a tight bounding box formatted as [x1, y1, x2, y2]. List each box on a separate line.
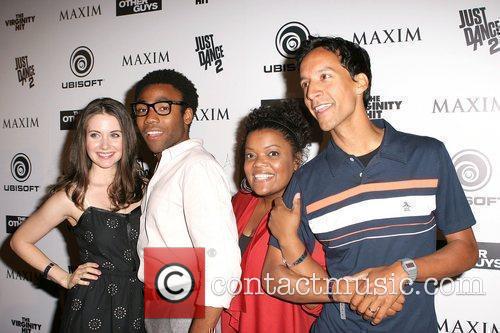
[452, 150, 492, 192]
[70, 46, 94, 78]
[10, 153, 32, 182]
[275, 22, 310, 59]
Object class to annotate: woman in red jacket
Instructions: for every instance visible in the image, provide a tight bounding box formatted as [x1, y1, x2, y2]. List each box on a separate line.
[222, 101, 322, 333]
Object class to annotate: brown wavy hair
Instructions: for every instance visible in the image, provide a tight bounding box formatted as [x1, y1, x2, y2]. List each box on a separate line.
[52, 97, 146, 211]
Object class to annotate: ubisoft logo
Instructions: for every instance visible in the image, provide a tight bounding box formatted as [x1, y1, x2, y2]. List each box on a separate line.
[70, 46, 94, 78]
[275, 22, 310, 59]
[452, 150, 492, 192]
[10, 153, 31, 182]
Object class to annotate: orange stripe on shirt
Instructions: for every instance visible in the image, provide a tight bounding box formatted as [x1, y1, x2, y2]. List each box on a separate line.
[306, 179, 438, 214]
[321, 216, 435, 243]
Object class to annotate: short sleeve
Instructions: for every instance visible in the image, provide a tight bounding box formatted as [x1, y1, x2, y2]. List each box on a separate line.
[435, 142, 476, 235]
[269, 172, 317, 254]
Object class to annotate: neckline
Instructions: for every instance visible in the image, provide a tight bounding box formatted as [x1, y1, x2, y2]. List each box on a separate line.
[86, 205, 141, 215]
[71, 205, 141, 229]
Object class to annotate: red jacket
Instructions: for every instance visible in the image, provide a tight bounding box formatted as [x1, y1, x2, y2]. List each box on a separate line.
[221, 191, 324, 333]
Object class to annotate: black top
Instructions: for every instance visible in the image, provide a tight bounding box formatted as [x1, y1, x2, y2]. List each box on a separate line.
[357, 146, 380, 167]
[60, 206, 145, 332]
[239, 234, 252, 255]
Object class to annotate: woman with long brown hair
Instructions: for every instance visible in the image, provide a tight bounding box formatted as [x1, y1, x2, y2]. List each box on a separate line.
[10, 97, 146, 332]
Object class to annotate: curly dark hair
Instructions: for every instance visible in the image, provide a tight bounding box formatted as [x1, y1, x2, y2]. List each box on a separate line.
[134, 69, 199, 112]
[244, 100, 312, 163]
[296, 36, 372, 107]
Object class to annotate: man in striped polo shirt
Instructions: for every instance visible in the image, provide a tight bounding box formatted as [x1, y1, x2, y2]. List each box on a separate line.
[262, 36, 478, 332]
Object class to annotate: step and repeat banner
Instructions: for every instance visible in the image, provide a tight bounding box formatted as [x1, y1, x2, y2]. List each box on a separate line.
[1, 0, 499, 332]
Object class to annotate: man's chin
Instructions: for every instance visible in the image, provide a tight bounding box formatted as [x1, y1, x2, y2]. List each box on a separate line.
[145, 142, 166, 155]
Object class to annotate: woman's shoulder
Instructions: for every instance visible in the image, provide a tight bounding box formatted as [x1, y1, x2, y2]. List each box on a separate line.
[232, 190, 258, 216]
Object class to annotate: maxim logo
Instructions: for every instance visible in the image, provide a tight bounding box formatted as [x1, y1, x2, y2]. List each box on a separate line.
[116, 0, 162, 16]
[476, 242, 500, 270]
[433, 97, 500, 113]
[6, 269, 41, 282]
[193, 108, 229, 121]
[459, 7, 500, 55]
[195, 0, 208, 4]
[5, 13, 35, 31]
[366, 95, 403, 119]
[10, 316, 42, 331]
[60, 110, 81, 130]
[59, 5, 101, 21]
[6, 215, 27, 233]
[122, 51, 169, 66]
[3, 117, 39, 129]
[353, 27, 422, 45]
[438, 318, 498, 333]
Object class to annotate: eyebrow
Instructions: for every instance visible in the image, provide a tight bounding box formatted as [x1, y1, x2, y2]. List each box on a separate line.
[136, 97, 173, 103]
[245, 144, 282, 150]
[87, 129, 123, 133]
[300, 66, 336, 81]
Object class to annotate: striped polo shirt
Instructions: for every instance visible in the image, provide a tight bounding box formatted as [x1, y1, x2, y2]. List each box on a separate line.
[270, 119, 475, 332]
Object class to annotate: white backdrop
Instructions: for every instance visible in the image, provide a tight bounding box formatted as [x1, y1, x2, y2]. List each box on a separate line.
[1, 0, 499, 332]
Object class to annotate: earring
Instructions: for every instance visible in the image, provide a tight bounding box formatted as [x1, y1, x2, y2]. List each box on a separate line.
[240, 177, 253, 193]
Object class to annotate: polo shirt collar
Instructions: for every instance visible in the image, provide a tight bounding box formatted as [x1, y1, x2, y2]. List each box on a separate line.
[325, 119, 407, 176]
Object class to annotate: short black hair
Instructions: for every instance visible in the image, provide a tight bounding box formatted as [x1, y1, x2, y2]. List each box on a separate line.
[134, 69, 199, 112]
[244, 100, 312, 163]
[296, 36, 372, 107]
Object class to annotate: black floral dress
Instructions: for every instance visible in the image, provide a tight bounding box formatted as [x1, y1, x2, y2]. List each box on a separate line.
[60, 206, 145, 332]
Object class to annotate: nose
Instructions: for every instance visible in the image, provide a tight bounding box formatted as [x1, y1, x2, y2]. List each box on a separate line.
[144, 105, 159, 124]
[306, 80, 322, 102]
[100, 136, 110, 149]
[254, 154, 269, 167]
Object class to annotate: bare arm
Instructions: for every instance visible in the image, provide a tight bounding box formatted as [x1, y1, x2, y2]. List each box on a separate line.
[10, 191, 100, 288]
[189, 306, 223, 333]
[415, 228, 478, 280]
[350, 227, 478, 325]
[262, 244, 352, 304]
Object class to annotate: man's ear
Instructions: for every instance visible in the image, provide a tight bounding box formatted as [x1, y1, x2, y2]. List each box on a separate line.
[183, 107, 194, 126]
[353, 73, 369, 96]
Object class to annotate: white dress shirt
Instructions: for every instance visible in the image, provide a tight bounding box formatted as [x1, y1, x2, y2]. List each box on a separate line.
[137, 139, 241, 308]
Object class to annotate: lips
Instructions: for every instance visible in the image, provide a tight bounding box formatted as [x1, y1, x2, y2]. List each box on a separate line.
[96, 152, 114, 159]
[143, 129, 164, 140]
[253, 173, 275, 182]
[313, 103, 333, 114]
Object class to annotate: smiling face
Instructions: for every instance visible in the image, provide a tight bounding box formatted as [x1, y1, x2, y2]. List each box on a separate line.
[244, 129, 299, 200]
[85, 113, 123, 171]
[299, 47, 365, 132]
[135, 83, 193, 154]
